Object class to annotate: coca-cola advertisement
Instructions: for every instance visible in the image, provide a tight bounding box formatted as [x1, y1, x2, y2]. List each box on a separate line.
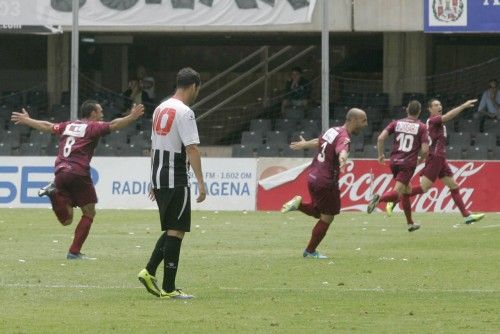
[257, 158, 500, 213]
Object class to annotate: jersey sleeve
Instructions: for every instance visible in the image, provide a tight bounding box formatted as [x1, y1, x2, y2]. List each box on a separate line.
[177, 109, 200, 146]
[384, 120, 396, 135]
[420, 123, 430, 144]
[334, 133, 350, 155]
[428, 115, 442, 127]
[52, 121, 68, 136]
[87, 121, 111, 138]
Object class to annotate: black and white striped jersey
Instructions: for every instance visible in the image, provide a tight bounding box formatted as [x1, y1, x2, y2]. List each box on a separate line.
[150, 98, 200, 189]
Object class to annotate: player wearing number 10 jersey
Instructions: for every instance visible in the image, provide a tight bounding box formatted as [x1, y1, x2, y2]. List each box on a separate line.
[11, 100, 144, 259]
[281, 108, 368, 259]
[367, 100, 429, 232]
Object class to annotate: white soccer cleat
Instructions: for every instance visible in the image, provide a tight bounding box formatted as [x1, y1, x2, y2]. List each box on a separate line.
[281, 195, 302, 213]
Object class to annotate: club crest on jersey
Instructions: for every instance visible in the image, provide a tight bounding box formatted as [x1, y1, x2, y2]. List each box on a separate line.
[322, 128, 339, 144]
[63, 123, 88, 137]
[432, 0, 465, 22]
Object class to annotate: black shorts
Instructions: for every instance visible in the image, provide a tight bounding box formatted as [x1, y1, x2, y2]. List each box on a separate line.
[154, 187, 191, 232]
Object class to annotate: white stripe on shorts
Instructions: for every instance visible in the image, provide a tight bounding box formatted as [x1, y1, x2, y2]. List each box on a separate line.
[178, 187, 188, 220]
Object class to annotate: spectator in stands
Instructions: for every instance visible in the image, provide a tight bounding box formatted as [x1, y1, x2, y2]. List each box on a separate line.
[477, 79, 500, 132]
[136, 65, 156, 102]
[123, 78, 152, 116]
[281, 66, 311, 116]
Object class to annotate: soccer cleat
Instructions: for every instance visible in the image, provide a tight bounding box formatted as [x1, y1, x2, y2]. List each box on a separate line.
[407, 223, 420, 232]
[66, 252, 97, 260]
[38, 181, 56, 197]
[367, 194, 380, 214]
[303, 250, 328, 259]
[386, 202, 395, 217]
[160, 289, 194, 300]
[137, 269, 161, 297]
[464, 213, 485, 225]
[281, 195, 302, 214]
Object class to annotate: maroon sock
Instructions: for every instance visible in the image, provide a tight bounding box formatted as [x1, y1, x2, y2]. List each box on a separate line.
[69, 215, 93, 255]
[299, 202, 320, 219]
[450, 188, 470, 217]
[401, 194, 414, 225]
[305, 220, 331, 253]
[410, 186, 424, 197]
[50, 191, 71, 225]
[380, 190, 399, 203]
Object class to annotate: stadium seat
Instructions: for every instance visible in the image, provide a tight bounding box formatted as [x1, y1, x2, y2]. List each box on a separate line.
[363, 146, 378, 159]
[365, 93, 389, 109]
[274, 118, 297, 133]
[250, 119, 272, 133]
[491, 146, 500, 160]
[457, 119, 478, 133]
[232, 144, 256, 158]
[482, 119, 499, 133]
[2, 130, 21, 148]
[290, 130, 312, 142]
[281, 146, 304, 157]
[26, 90, 48, 110]
[446, 146, 462, 160]
[94, 144, 115, 156]
[19, 143, 42, 156]
[0, 142, 12, 155]
[1, 91, 23, 108]
[257, 145, 281, 157]
[45, 143, 59, 156]
[105, 130, 129, 148]
[241, 131, 263, 146]
[448, 132, 471, 147]
[474, 132, 496, 148]
[465, 146, 488, 160]
[299, 119, 321, 136]
[29, 130, 53, 148]
[283, 107, 305, 120]
[119, 143, 145, 156]
[266, 130, 288, 146]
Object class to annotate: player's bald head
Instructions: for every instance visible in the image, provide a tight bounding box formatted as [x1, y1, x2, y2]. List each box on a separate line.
[346, 108, 366, 121]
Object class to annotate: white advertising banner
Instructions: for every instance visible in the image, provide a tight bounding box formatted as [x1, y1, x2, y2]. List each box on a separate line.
[0, 156, 257, 211]
[0, 0, 317, 27]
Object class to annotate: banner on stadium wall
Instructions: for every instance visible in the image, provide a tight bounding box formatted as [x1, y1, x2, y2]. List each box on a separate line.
[257, 158, 500, 213]
[424, 0, 500, 33]
[0, 157, 257, 211]
[0, 0, 317, 27]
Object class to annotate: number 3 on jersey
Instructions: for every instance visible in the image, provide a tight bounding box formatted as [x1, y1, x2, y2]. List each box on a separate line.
[153, 108, 176, 136]
[396, 133, 414, 152]
[317, 142, 328, 162]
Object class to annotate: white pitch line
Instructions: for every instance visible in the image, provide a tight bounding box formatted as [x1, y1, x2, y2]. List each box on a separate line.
[0, 283, 498, 293]
[480, 224, 500, 229]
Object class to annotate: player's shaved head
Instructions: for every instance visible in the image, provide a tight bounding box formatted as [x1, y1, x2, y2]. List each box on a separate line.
[346, 108, 366, 121]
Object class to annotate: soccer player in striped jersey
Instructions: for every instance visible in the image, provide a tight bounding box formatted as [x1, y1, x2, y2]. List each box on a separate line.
[138, 68, 206, 300]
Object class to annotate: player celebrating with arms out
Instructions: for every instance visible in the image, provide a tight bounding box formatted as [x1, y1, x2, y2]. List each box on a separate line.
[386, 98, 485, 224]
[281, 108, 367, 259]
[11, 100, 145, 259]
[367, 100, 429, 232]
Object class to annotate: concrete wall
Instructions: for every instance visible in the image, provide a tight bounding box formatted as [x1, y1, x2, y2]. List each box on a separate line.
[354, 0, 423, 32]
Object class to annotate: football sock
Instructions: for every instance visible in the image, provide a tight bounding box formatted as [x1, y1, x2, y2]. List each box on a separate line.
[146, 232, 167, 276]
[50, 191, 71, 225]
[305, 220, 331, 253]
[410, 186, 424, 197]
[163, 235, 182, 293]
[380, 190, 399, 203]
[450, 188, 470, 217]
[401, 194, 414, 225]
[69, 215, 93, 254]
[299, 202, 320, 218]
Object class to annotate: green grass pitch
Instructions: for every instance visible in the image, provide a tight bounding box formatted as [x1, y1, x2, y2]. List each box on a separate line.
[0, 209, 499, 333]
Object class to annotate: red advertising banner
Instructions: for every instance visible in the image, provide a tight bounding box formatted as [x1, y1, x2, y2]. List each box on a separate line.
[257, 159, 500, 213]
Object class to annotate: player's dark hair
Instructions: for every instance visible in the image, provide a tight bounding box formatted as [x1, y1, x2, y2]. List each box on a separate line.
[489, 79, 498, 85]
[407, 100, 421, 116]
[80, 100, 99, 119]
[176, 67, 200, 89]
[427, 98, 439, 109]
[292, 66, 303, 73]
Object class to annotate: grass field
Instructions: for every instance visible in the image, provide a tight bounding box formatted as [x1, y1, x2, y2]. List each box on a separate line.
[0, 208, 499, 333]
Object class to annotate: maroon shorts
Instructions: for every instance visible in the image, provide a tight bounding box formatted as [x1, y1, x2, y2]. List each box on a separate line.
[308, 176, 341, 216]
[54, 171, 97, 208]
[390, 164, 416, 186]
[420, 155, 453, 182]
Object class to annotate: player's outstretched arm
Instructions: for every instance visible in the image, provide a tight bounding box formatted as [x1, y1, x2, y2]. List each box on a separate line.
[186, 144, 206, 203]
[11, 108, 54, 133]
[418, 143, 429, 164]
[290, 135, 318, 150]
[339, 150, 348, 173]
[377, 130, 389, 164]
[441, 99, 477, 123]
[109, 103, 144, 131]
